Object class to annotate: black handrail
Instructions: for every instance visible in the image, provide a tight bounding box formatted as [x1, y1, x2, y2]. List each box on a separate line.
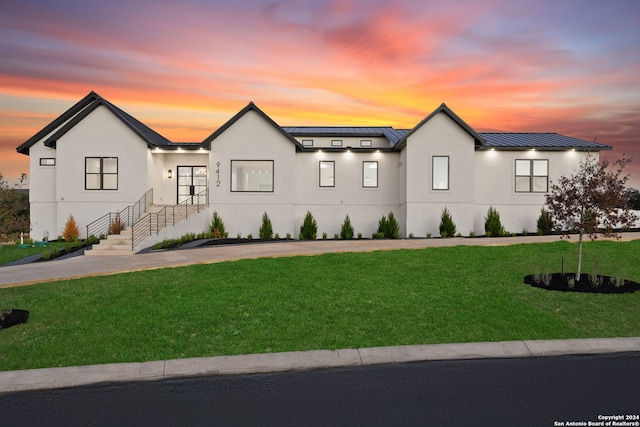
[131, 188, 208, 250]
[85, 188, 153, 239]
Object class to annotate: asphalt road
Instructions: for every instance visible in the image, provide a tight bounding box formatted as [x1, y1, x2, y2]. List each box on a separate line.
[1, 353, 639, 427]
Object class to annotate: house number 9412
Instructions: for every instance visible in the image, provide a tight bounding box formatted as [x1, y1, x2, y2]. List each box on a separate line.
[216, 162, 221, 187]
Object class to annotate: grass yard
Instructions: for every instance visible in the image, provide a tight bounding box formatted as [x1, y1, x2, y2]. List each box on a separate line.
[1, 240, 639, 371]
[0, 242, 75, 266]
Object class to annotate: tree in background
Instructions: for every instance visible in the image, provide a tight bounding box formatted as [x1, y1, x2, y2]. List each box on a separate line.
[545, 154, 638, 280]
[0, 172, 29, 239]
[624, 187, 640, 210]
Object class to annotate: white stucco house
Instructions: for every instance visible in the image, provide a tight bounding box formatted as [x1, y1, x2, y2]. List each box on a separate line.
[17, 91, 611, 251]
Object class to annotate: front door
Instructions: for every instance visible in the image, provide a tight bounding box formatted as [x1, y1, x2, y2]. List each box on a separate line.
[177, 166, 207, 204]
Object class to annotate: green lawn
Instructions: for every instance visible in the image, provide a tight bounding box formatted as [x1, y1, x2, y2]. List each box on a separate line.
[1, 240, 639, 371]
[0, 242, 74, 266]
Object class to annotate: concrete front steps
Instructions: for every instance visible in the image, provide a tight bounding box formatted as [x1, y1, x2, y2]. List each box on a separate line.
[85, 227, 134, 256]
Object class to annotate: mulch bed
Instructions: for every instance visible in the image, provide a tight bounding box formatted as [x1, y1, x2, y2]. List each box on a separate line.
[524, 273, 640, 293]
[0, 309, 29, 331]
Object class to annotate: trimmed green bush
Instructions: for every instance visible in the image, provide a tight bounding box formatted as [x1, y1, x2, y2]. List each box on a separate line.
[439, 207, 457, 238]
[537, 207, 553, 235]
[377, 212, 399, 239]
[259, 212, 273, 240]
[299, 211, 317, 240]
[484, 206, 505, 237]
[340, 215, 355, 239]
[209, 211, 227, 238]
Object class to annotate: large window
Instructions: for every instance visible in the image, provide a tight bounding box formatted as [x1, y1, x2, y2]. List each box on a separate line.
[319, 161, 335, 187]
[231, 160, 274, 192]
[85, 157, 118, 190]
[363, 161, 378, 188]
[432, 156, 449, 190]
[515, 159, 548, 192]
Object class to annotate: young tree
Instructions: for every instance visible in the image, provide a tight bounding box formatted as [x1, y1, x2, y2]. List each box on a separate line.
[439, 207, 457, 238]
[545, 154, 638, 280]
[259, 212, 273, 240]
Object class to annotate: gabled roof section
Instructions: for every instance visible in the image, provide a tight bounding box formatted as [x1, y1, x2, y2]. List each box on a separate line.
[282, 126, 407, 146]
[395, 103, 486, 150]
[16, 91, 99, 155]
[16, 91, 173, 154]
[202, 102, 302, 149]
[479, 133, 611, 151]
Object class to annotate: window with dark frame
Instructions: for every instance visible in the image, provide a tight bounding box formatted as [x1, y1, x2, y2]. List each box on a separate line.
[360, 139, 373, 147]
[319, 161, 335, 187]
[85, 157, 118, 190]
[515, 159, 548, 192]
[432, 156, 449, 190]
[302, 139, 314, 147]
[331, 139, 343, 147]
[39, 158, 55, 166]
[230, 160, 274, 192]
[362, 161, 378, 188]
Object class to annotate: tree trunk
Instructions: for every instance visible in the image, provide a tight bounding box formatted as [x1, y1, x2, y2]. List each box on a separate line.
[577, 231, 584, 281]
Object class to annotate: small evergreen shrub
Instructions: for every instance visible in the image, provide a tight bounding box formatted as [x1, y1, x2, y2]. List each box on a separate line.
[377, 212, 399, 239]
[209, 211, 227, 238]
[62, 214, 80, 241]
[484, 207, 505, 237]
[439, 207, 457, 238]
[299, 211, 318, 240]
[409, 233, 414, 238]
[322, 232, 328, 240]
[274, 233, 280, 240]
[286, 233, 292, 240]
[357, 233, 363, 239]
[536, 207, 553, 235]
[372, 232, 385, 239]
[247, 233, 253, 240]
[259, 212, 273, 240]
[340, 215, 355, 239]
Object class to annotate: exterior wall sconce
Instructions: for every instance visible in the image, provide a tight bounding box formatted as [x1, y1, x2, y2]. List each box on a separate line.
[168, 170, 172, 179]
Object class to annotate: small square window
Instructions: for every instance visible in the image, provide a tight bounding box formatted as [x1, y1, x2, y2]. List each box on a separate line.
[360, 140, 372, 147]
[39, 158, 55, 166]
[302, 139, 314, 147]
[331, 140, 343, 147]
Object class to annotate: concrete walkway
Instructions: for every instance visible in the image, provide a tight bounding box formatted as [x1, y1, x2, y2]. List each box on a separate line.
[3, 232, 640, 288]
[1, 233, 639, 393]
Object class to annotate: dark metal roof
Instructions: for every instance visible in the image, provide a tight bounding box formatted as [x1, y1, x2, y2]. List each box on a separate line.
[479, 133, 611, 150]
[283, 126, 408, 145]
[17, 91, 175, 154]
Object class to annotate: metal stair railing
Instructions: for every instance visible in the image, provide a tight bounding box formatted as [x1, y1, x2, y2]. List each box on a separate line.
[86, 188, 153, 239]
[131, 188, 209, 250]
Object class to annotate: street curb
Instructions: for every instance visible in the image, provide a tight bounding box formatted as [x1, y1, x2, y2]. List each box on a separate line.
[1, 337, 638, 394]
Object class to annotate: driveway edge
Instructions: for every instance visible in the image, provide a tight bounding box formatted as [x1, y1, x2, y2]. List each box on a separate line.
[1, 337, 638, 394]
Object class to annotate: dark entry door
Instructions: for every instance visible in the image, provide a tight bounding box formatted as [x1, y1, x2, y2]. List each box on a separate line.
[177, 166, 207, 204]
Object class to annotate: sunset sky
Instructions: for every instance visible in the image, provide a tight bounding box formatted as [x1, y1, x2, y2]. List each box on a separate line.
[1, 0, 639, 188]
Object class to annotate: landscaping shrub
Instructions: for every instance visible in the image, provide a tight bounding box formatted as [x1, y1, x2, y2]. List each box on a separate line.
[484, 207, 505, 237]
[259, 212, 273, 240]
[439, 207, 457, 238]
[62, 214, 80, 241]
[299, 211, 317, 240]
[536, 207, 553, 235]
[109, 214, 124, 235]
[209, 211, 227, 238]
[376, 212, 399, 239]
[340, 214, 355, 239]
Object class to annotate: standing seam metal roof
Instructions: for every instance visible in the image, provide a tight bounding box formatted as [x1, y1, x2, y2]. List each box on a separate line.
[479, 133, 611, 150]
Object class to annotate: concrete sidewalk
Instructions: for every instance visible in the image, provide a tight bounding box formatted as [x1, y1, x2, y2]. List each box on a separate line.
[1, 337, 639, 394]
[2, 232, 640, 288]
